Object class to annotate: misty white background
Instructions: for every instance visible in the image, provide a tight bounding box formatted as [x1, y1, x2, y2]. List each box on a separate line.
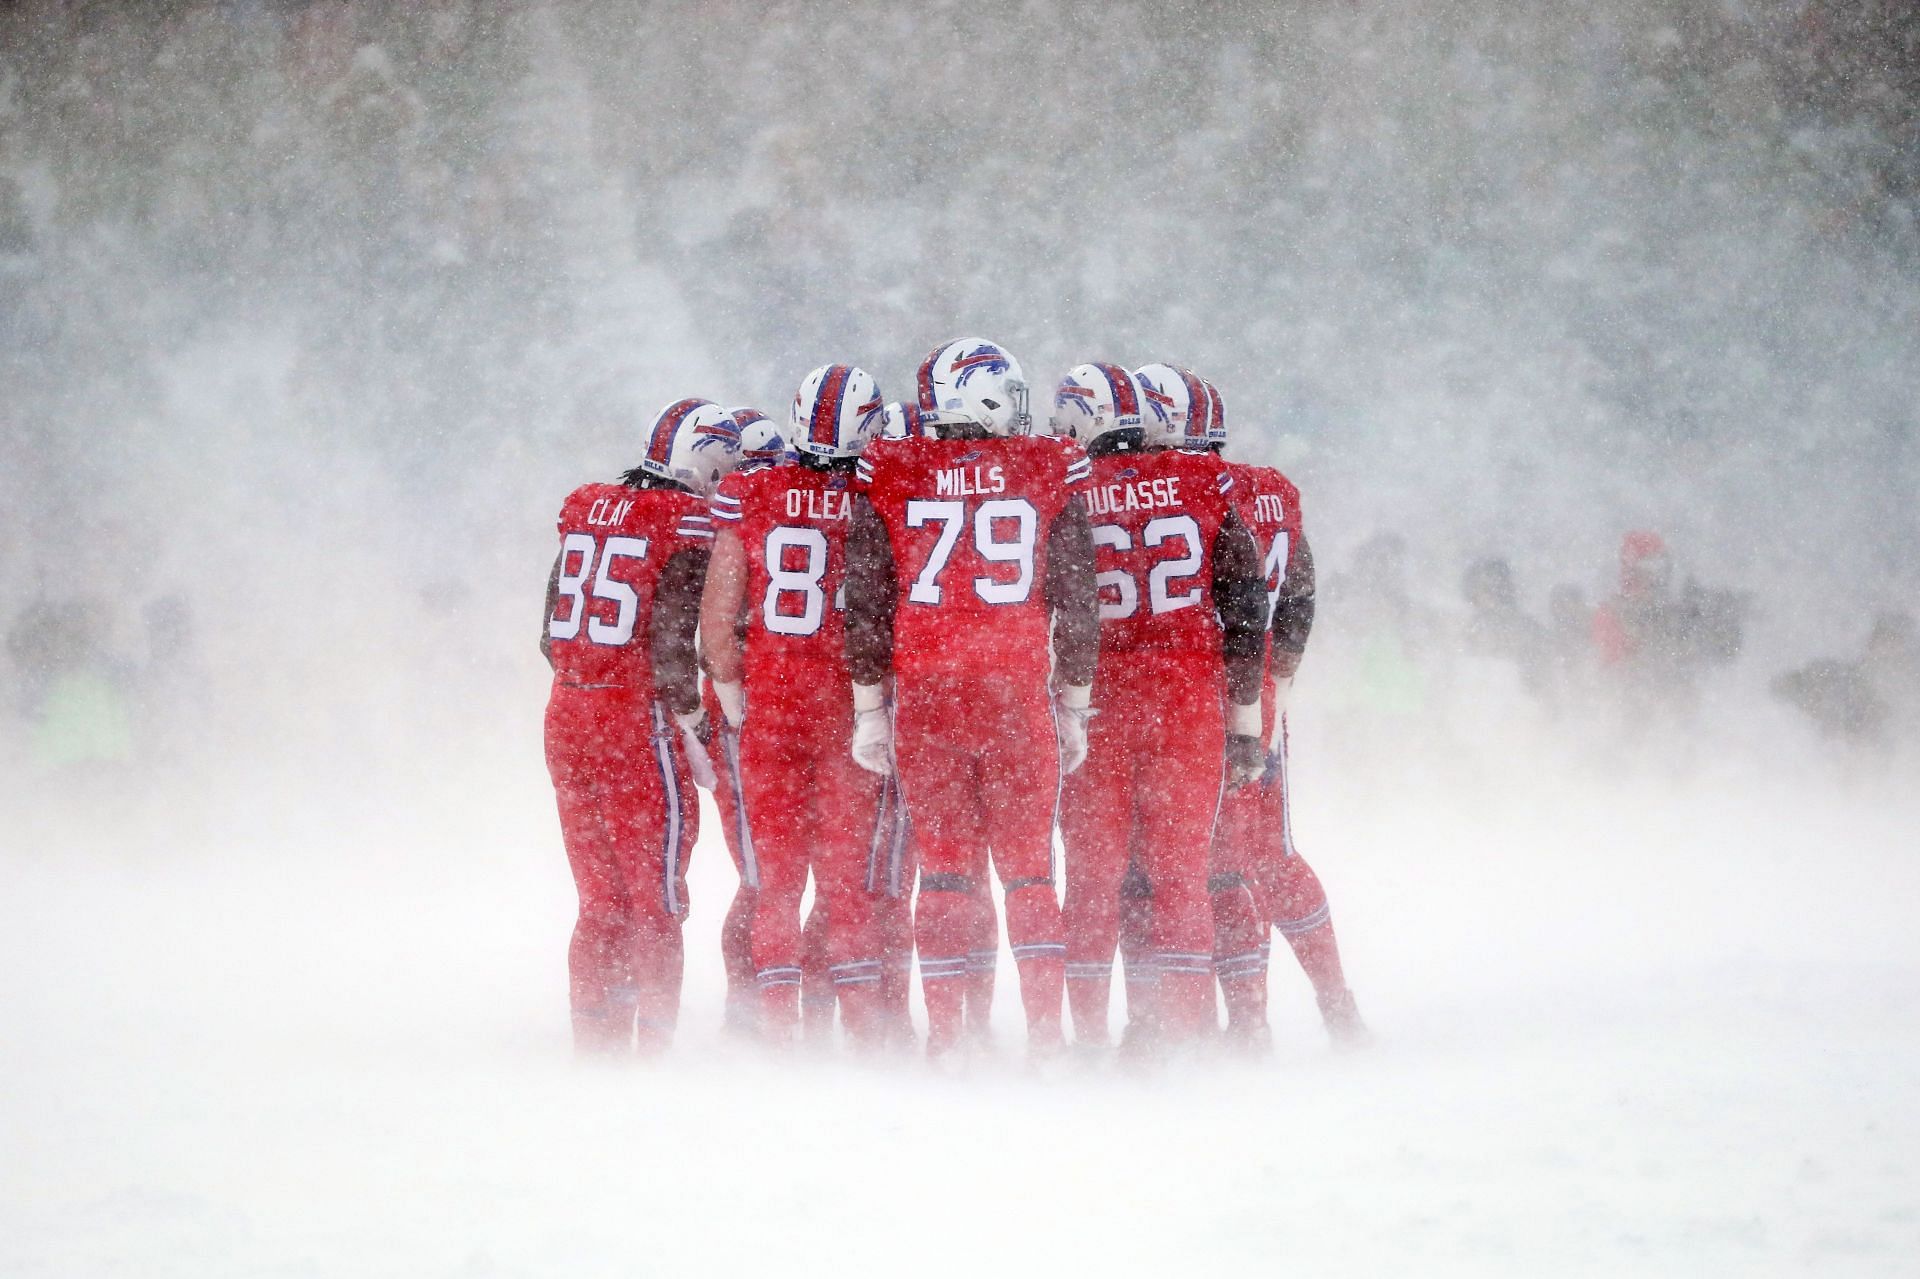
[2, 2, 1916, 1275]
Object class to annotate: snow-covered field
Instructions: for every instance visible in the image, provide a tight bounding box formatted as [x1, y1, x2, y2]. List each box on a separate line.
[6, 2, 1920, 1274]
[5, 726, 1916, 1278]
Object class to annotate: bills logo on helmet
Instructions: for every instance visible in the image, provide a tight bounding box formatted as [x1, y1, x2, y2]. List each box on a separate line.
[1138, 381, 1176, 430]
[950, 344, 1011, 386]
[1056, 384, 1099, 419]
[692, 417, 741, 452]
[856, 394, 885, 433]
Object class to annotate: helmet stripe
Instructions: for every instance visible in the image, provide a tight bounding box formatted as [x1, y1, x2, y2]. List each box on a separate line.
[916, 344, 944, 411]
[1206, 382, 1224, 438]
[649, 398, 706, 464]
[1179, 370, 1209, 443]
[1095, 363, 1138, 418]
[811, 364, 851, 449]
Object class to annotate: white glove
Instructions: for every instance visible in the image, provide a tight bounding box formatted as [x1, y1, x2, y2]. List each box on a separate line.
[674, 709, 719, 790]
[710, 678, 745, 728]
[1266, 676, 1293, 756]
[1055, 683, 1093, 776]
[850, 682, 893, 775]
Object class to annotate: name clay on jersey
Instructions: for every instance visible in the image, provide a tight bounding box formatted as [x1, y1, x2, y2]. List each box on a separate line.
[584, 494, 636, 527]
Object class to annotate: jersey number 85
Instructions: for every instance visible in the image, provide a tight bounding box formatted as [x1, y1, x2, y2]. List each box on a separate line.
[549, 532, 650, 646]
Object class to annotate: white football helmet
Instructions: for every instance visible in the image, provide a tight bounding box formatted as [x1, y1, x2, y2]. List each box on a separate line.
[1133, 363, 1212, 449]
[729, 407, 792, 465]
[790, 364, 885, 460]
[881, 400, 975, 439]
[639, 397, 741, 495]
[1049, 362, 1143, 446]
[881, 401, 926, 439]
[916, 337, 1030, 436]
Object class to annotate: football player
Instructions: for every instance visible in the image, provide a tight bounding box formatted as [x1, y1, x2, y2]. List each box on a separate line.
[1203, 381, 1365, 1045]
[700, 366, 893, 1047]
[844, 338, 1098, 1061]
[1054, 362, 1269, 1051]
[541, 398, 738, 1054]
[706, 407, 790, 1035]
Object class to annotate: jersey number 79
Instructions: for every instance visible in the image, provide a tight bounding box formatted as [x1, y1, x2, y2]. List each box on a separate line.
[903, 497, 1038, 606]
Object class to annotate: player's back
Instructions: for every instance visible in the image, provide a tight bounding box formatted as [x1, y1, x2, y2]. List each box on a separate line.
[855, 431, 1090, 678]
[1084, 446, 1238, 658]
[711, 460, 857, 683]
[1227, 460, 1303, 629]
[547, 481, 712, 691]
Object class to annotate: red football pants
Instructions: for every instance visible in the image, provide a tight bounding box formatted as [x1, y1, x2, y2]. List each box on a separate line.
[545, 685, 698, 1054]
[867, 775, 917, 1039]
[1249, 720, 1350, 1010]
[1060, 652, 1226, 1042]
[894, 668, 1065, 1051]
[1210, 778, 1272, 1032]
[705, 682, 760, 1029]
[739, 671, 886, 1044]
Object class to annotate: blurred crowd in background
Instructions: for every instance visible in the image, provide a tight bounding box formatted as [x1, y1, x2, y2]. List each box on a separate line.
[2, 0, 1918, 781]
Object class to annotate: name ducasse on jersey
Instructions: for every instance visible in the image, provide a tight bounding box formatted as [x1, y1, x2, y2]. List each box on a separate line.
[1086, 474, 1183, 517]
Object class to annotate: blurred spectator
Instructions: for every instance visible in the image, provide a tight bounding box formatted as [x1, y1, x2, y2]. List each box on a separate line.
[1336, 532, 1438, 721]
[6, 592, 136, 769]
[1459, 555, 1552, 701]
[1773, 610, 1920, 749]
[131, 591, 208, 759]
[1592, 531, 1748, 722]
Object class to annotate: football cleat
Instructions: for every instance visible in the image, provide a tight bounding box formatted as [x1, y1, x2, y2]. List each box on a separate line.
[1320, 988, 1370, 1048]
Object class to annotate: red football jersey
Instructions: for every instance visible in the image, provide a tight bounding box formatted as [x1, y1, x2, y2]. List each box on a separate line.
[1083, 447, 1239, 657]
[853, 433, 1091, 678]
[546, 482, 713, 690]
[1226, 460, 1304, 629]
[710, 461, 858, 682]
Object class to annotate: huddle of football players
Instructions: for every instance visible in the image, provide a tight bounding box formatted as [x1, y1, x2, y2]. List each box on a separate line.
[540, 336, 1364, 1065]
